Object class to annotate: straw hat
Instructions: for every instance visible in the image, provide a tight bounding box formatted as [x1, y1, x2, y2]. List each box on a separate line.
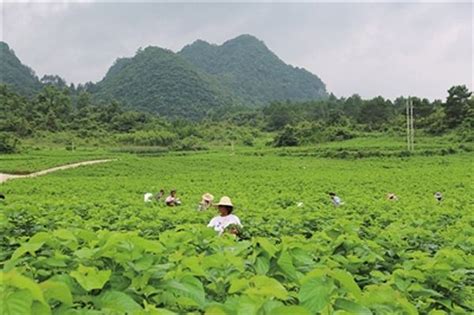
[202, 193, 214, 202]
[217, 196, 233, 208]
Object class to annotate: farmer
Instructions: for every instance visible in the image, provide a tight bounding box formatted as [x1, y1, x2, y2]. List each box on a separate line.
[197, 193, 214, 211]
[144, 192, 154, 203]
[207, 196, 242, 235]
[165, 189, 181, 206]
[434, 192, 443, 202]
[155, 189, 165, 201]
[387, 193, 398, 201]
[329, 192, 342, 207]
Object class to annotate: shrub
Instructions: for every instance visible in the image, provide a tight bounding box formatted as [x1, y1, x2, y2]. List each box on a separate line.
[0, 132, 19, 153]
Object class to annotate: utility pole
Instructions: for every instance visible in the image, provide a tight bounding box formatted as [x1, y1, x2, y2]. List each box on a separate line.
[410, 98, 415, 151]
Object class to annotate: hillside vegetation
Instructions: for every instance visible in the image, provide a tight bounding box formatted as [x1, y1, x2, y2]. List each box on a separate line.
[180, 35, 327, 105]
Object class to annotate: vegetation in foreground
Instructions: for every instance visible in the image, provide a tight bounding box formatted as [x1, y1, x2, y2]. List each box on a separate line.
[1, 152, 472, 314]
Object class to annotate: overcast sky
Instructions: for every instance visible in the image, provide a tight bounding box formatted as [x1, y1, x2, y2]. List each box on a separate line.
[1, 1, 472, 100]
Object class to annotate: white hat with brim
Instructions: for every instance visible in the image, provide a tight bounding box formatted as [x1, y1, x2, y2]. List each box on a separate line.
[216, 196, 233, 208]
[202, 193, 214, 202]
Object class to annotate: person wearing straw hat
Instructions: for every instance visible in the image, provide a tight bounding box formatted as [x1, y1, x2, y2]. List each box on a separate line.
[198, 193, 214, 211]
[207, 196, 242, 235]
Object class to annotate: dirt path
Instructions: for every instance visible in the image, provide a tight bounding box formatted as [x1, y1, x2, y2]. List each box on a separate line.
[0, 159, 114, 184]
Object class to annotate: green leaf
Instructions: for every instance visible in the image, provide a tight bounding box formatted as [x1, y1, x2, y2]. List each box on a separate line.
[255, 237, 278, 257]
[94, 290, 142, 312]
[330, 269, 362, 300]
[277, 250, 299, 282]
[1, 289, 33, 315]
[39, 280, 73, 306]
[228, 278, 249, 294]
[245, 275, 288, 300]
[53, 229, 77, 242]
[254, 255, 270, 275]
[334, 298, 372, 315]
[70, 265, 111, 291]
[31, 301, 51, 315]
[10, 242, 45, 261]
[271, 305, 312, 315]
[2, 269, 46, 304]
[205, 304, 229, 315]
[165, 275, 206, 307]
[298, 275, 333, 313]
[182, 256, 205, 276]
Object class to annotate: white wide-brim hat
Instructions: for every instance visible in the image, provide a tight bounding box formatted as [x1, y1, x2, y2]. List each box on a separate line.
[217, 196, 233, 208]
[202, 193, 214, 202]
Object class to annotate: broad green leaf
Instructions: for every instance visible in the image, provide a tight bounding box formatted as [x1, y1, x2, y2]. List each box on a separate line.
[245, 275, 288, 300]
[31, 301, 51, 315]
[40, 280, 73, 306]
[254, 255, 270, 275]
[1, 289, 33, 315]
[334, 298, 372, 315]
[133, 255, 154, 272]
[271, 305, 312, 315]
[70, 265, 111, 291]
[277, 250, 299, 282]
[10, 242, 45, 261]
[205, 304, 229, 315]
[255, 237, 278, 257]
[298, 275, 334, 313]
[2, 269, 46, 304]
[330, 269, 362, 300]
[165, 275, 206, 307]
[94, 290, 142, 312]
[182, 256, 206, 276]
[228, 278, 249, 294]
[53, 229, 77, 242]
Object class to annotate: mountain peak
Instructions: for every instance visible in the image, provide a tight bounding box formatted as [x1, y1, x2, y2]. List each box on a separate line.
[0, 41, 10, 50]
[222, 34, 266, 48]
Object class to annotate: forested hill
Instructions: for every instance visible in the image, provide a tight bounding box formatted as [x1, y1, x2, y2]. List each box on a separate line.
[179, 34, 328, 105]
[92, 47, 239, 120]
[1, 35, 328, 120]
[0, 41, 42, 96]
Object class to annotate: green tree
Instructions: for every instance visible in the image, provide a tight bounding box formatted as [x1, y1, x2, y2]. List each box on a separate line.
[0, 132, 19, 153]
[273, 125, 299, 147]
[443, 85, 472, 128]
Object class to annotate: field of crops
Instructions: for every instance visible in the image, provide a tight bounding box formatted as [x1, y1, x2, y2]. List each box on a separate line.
[1, 151, 473, 314]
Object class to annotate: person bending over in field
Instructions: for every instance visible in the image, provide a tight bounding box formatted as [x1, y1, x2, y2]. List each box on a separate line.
[144, 192, 154, 203]
[208, 196, 242, 235]
[198, 193, 214, 211]
[155, 189, 165, 201]
[329, 192, 342, 207]
[387, 193, 398, 201]
[165, 189, 181, 206]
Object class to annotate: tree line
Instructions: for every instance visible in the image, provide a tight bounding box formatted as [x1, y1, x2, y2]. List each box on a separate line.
[0, 83, 472, 153]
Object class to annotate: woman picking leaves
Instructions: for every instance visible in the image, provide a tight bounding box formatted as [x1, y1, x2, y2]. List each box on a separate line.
[207, 196, 242, 235]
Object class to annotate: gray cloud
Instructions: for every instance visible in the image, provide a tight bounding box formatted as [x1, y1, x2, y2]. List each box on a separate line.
[2, 1, 472, 100]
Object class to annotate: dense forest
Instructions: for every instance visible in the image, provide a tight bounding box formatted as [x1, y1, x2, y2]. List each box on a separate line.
[1, 82, 472, 153]
[179, 35, 327, 105]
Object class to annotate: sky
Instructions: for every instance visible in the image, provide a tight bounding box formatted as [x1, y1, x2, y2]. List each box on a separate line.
[1, 1, 472, 100]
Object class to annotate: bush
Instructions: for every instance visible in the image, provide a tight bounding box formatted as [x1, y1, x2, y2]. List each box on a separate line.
[0, 132, 19, 153]
[273, 125, 299, 147]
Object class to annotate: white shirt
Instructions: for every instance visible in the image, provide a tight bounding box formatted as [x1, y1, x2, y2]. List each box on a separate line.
[144, 193, 153, 202]
[207, 214, 242, 234]
[332, 196, 342, 206]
